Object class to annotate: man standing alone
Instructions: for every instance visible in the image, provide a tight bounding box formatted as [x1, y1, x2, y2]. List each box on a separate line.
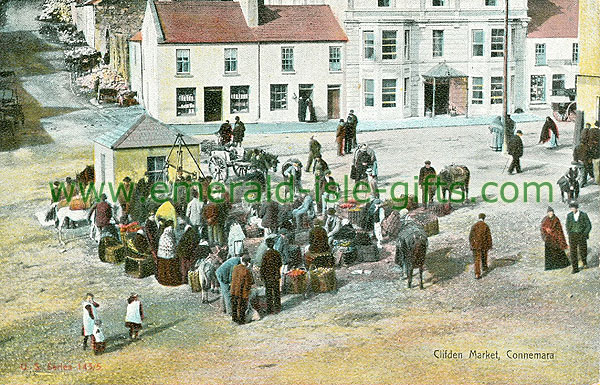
[469, 213, 492, 279]
[508, 130, 524, 174]
[346, 109, 358, 150]
[260, 237, 282, 315]
[232, 116, 246, 147]
[566, 202, 592, 273]
[306, 136, 322, 173]
[418, 161, 436, 208]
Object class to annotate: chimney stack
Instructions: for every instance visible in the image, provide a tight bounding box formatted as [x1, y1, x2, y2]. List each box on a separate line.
[237, 0, 259, 27]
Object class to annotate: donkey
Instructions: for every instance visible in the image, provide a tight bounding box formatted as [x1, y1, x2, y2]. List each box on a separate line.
[438, 164, 470, 203]
[395, 219, 429, 289]
[557, 167, 579, 203]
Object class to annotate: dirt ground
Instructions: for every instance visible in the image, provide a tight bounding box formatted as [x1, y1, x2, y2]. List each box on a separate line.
[0, 5, 599, 385]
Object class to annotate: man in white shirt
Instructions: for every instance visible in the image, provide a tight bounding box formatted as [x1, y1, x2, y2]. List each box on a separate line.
[186, 188, 204, 236]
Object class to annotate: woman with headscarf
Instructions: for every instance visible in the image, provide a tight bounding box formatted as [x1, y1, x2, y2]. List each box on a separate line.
[156, 220, 182, 286]
[540, 207, 570, 270]
[177, 224, 200, 283]
[488, 116, 504, 152]
[539, 116, 559, 149]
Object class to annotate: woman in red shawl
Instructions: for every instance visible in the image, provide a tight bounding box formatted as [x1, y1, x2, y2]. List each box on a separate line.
[539, 117, 559, 148]
[540, 207, 570, 270]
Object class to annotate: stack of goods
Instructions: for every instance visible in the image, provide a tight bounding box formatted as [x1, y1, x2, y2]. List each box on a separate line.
[382, 196, 417, 216]
[428, 202, 453, 217]
[286, 269, 308, 294]
[310, 267, 336, 293]
[408, 208, 439, 236]
[332, 239, 357, 266]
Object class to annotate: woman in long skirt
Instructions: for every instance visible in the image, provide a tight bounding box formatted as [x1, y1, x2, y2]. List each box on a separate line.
[489, 116, 504, 152]
[156, 220, 182, 286]
[540, 207, 570, 270]
[539, 116, 559, 149]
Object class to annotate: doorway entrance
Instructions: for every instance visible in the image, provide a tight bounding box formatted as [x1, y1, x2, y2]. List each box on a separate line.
[298, 84, 313, 122]
[327, 85, 341, 119]
[424, 80, 449, 116]
[204, 87, 222, 122]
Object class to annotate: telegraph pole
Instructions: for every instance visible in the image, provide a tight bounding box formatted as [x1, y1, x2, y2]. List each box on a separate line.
[503, 0, 510, 151]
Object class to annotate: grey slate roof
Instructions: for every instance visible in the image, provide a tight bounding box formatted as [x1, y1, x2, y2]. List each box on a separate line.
[422, 62, 467, 79]
[94, 114, 199, 150]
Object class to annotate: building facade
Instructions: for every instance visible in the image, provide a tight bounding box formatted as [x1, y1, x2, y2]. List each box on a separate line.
[576, 0, 600, 125]
[343, 0, 529, 121]
[526, 0, 578, 111]
[133, 0, 347, 124]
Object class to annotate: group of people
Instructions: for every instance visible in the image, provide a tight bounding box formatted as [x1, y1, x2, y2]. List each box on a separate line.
[336, 110, 359, 156]
[573, 121, 600, 187]
[217, 116, 246, 146]
[469, 202, 592, 280]
[81, 292, 144, 355]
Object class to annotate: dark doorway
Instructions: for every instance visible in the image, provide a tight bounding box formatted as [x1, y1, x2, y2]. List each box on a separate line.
[298, 84, 313, 122]
[327, 85, 340, 119]
[424, 80, 450, 116]
[204, 87, 222, 122]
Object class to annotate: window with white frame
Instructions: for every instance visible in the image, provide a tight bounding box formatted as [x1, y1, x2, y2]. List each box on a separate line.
[281, 47, 294, 72]
[572, 43, 579, 64]
[433, 30, 444, 57]
[329, 46, 342, 72]
[491, 29, 504, 57]
[472, 30, 484, 57]
[382, 30, 397, 60]
[472, 77, 483, 104]
[433, 0, 445, 5]
[535, 43, 546, 66]
[364, 31, 375, 60]
[176, 49, 190, 74]
[224, 48, 238, 74]
[147, 156, 167, 184]
[364, 79, 374, 107]
[404, 30, 411, 60]
[270, 84, 287, 110]
[485, 0, 497, 5]
[552, 74, 566, 96]
[530, 75, 546, 102]
[230, 86, 249, 113]
[378, 0, 390, 6]
[403, 77, 410, 106]
[382, 79, 397, 108]
[176, 88, 196, 116]
[491, 76, 503, 104]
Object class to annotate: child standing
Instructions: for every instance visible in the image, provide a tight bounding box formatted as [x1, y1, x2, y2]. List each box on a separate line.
[91, 319, 106, 355]
[125, 293, 144, 340]
[82, 293, 100, 350]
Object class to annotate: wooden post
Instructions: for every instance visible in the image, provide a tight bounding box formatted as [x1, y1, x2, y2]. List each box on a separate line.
[432, 78, 436, 118]
[503, 0, 510, 151]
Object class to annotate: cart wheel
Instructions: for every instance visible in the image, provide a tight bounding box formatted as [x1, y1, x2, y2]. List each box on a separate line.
[233, 164, 248, 177]
[208, 156, 228, 182]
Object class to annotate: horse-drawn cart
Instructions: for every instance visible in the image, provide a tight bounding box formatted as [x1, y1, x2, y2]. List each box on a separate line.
[551, 101, 576, 122]
[208, 146, 278, 182]
[0, 71, 25, 131]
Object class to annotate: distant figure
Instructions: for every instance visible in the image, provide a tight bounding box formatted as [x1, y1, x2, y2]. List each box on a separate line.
[216, 256, 241, 314]
[336, 119, 346, 156]
[260, 237, 282, 314]
[156, 220, 182, 286]
[218, 120, 232, 146]
[539, 117, 559, 148]
[82, 293, 100, 351]
[565, 202, 592, 273]
[489, 116, 504, 152]
[232, 116, 246, 146]
[125, 293, 144, 340]
[540, 207, 570, 271]
[307, 97, 317, 122]
[230, 255, 254, 324]
[573, 143, 595, 187]
[469, 213, 492, 280]
[418, 161, 437, 208]
[346, 109, 358, 150]
[583, 121, 600, 160]
[507, 130, 524, 174]
[306, 136, 322, 172]
[298, 96, 306, 122]
[372, 199, 385, 249]
[91, 319, 106, 355]
[186, 188, 204, 235]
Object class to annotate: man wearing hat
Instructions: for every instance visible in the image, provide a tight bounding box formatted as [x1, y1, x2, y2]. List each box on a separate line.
[325, 208, 342, 246]
[336, 119, 346, 156]
[565, 202, 592, 273]
[418, 161, 437, 208]
[346, 109, 358, 150]
[230, 255, 254, 324]
[469, 213, 493, 279]
[508, 130, 524, 174]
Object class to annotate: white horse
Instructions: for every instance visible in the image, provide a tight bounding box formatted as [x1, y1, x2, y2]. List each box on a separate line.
[55, 206, 91, 244]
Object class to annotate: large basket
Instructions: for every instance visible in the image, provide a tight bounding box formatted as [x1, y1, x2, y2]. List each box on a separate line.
[310, 267, 336, 293]
[98, 236, 125, 264]
[124, 253, 155, 278]
[286, 269, 308, 294]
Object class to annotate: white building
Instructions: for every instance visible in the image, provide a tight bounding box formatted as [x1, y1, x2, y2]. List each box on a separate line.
[525, 0, 578, 111]
[70, 0, 96, 48]
[343, 0, 530, 120]
[132, 0, 348, 124]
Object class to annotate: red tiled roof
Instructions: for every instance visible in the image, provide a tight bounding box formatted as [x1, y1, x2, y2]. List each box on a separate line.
[155, 1, 256, 44]
[130, 31, 142, 42]
[527, 0, 578, 38]
[254, 5, 348, 42]
[153, 1, 347, 44]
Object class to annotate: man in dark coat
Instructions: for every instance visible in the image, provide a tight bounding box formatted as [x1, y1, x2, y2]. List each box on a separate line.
[573, 143, 594, 187]
[469, 213, 492, 279]
[232, 116, 245, 146]
[89, 194, 113, 236]
[508, 130, 524, 174]
[260, 237, 282, 314]
[346, 109, 358, 150]
[306, 136, 322, 172]
[230, 255, 254, 324]
[176, 224, 200, 283]
[565, 202, 592, 273]
[583, 121, 600, 160]
[418, 161, 437, 208]
[218, 120, 233, 146]
[336, 119, 345, 156]
[259, 201, 279, 237]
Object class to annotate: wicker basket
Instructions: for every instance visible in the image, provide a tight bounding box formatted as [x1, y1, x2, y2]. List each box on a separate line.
[98, 236, 124, 264]
[286, 270, 308, 294]
[310, 267, 336, 293]
[124, 253, 155, 278]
